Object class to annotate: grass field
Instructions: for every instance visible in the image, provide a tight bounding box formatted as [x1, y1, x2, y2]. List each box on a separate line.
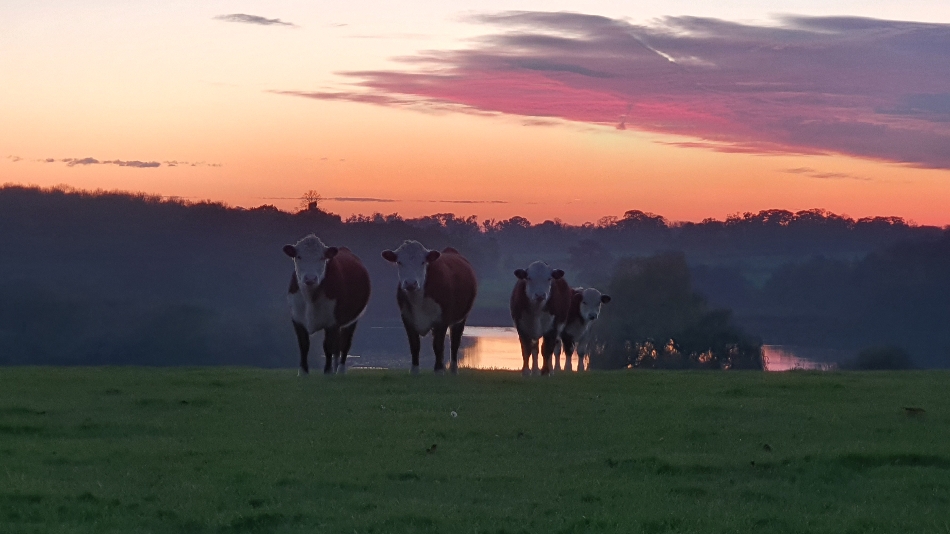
[1, 368, 949, 533]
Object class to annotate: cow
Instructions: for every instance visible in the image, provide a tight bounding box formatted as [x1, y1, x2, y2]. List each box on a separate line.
[381, 240, 478, 374]
[510, 261, 571, 376]
[555, 287, 611, 371]
[283, 234, 370, 375]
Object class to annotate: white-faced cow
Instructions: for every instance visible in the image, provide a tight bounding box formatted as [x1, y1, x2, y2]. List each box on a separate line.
[284, 235, 371, 375]
[381, 240, 478, 374]
[555, 287, 611, 371]
[510, 261, 571, 376]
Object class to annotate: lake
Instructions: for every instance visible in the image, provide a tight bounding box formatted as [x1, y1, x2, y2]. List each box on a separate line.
[344, 326, 841, 372]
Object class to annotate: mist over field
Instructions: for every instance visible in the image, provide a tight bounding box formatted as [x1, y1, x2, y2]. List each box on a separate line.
[2, 184, 949, 368]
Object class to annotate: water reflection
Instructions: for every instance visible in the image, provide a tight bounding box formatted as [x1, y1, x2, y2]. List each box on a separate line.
[456, 329, 840, 372]
[458, 326, 524, 371]
[348, 326, 841, 372]
[761, 345, 839, 371]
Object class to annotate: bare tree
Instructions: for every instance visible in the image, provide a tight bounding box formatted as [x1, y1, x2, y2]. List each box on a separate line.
[299, 190, 323, 212]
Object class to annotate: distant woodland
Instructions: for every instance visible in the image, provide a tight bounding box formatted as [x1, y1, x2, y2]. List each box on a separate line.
[1, 184, 948, 368]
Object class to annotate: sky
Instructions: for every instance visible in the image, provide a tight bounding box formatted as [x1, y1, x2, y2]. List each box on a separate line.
[3, 1, 950, 225]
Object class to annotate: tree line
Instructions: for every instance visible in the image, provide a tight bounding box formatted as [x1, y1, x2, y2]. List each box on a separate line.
[1, 184, 947, 368]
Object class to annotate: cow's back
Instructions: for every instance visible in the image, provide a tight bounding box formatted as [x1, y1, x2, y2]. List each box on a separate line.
[322, 248, 371, 326]
[424, 248, 477, 325]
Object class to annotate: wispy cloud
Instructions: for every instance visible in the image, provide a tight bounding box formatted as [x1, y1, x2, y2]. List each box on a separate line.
[262, 196, 506, 204]
[423, 199, 508, 204]
[6, 155, 23, 162]
[63, 157, 101, 166]
[62, 157, 160, 168]
[163, 160, 222, 168]
[280, 12, 950, 169]
[330, 197, 396, 202]
[781, 167, 871, 181]
[214, 14, 297, 27]
[20, 157, 222, 168]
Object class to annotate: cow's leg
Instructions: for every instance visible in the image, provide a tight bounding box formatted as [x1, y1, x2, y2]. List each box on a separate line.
[531, 340, 540, 376]
[338, 322, 357, 374]
[577, 341, 588, 371]
[293, 321, 310, 375]
[402, 318, 422, 375]
[432, 325, 448, 374]
[562, 335, 576, 372]
[322, 327, 340, 374]
[553, 338, 562, 372]
[519, 335, 532, 376]
[448, 320, 465, 375]
[540, 331, 558, 376]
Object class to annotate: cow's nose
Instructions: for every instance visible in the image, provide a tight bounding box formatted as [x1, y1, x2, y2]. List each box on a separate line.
[534, 294, 546, 303]
[404, 280, 419, 291]
[588, 313, 599, 321]
[304, 277, 317, 286]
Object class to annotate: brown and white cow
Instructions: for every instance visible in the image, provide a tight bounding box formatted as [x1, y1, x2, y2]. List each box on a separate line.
[284, 235, 371, 375]
[510, 261, 571, 376]
[555, 287, 611, 371]
[382, 240, 478, 374]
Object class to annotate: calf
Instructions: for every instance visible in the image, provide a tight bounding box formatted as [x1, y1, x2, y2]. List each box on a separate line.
[284, 235, 370, 375]
[510, 261, 571, 376]
[555, 287, 611, 371]
[382, 240, 478, 374]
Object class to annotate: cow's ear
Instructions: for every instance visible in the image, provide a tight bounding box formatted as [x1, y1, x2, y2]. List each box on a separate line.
[514, 269, 527, 279]
[552, 269, 565, 280]
[325, 247, 339, 260]
[381, 250, 398, 263]
[601, 294, 611, 304]
[425, 250, 441, 263]
[283, 245, 297, 258]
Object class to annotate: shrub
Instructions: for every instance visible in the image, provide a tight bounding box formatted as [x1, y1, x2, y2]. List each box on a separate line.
[846, 346, 915, 370]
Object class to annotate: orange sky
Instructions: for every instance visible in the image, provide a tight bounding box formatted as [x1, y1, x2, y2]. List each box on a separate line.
[3, 2, 950, 226]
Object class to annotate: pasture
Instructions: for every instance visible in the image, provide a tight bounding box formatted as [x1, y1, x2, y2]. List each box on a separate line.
[1, 368, 948, 533]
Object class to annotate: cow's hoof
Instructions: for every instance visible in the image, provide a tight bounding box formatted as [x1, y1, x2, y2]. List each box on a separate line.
[434, 368, 446, 376]
[450, 365, 459, 376]
[337, 365, 347, 375]
[410, 366, 421, 376]
[297, 368, 309, 377]
[521, 368, 531, 377]
[531, 369, 541, 377]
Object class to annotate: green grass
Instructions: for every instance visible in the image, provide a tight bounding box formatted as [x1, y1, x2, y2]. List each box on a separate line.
[1, 368, 949, 533]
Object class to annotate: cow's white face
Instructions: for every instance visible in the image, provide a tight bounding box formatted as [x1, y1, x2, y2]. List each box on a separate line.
[578, 287, 611, 322]
[283, 235, 338, 288]
[514, 261, 564, 305]
[382, 240, 441, 292]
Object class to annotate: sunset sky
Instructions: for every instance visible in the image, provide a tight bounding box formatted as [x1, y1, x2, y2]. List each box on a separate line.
[3, 1, 950, 225]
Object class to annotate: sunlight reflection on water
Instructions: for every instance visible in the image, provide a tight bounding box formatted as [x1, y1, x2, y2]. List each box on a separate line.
[458, 326, 525, 371]
[452, 327, 837, 372]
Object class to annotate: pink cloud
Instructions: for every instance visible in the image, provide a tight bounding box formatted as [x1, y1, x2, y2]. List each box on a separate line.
[281, 12, 950, 169]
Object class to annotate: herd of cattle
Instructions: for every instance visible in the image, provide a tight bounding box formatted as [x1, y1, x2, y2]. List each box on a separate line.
[283, 234, 610, 376]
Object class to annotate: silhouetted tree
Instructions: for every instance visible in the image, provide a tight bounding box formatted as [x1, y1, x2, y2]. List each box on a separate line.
[299, 190, 323, 211]
[594, 253, 762, 370]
